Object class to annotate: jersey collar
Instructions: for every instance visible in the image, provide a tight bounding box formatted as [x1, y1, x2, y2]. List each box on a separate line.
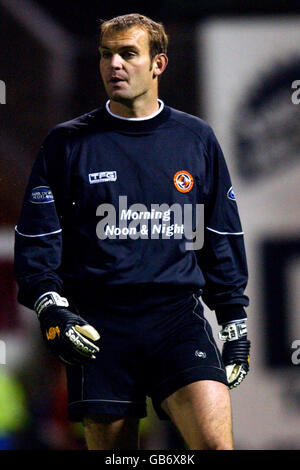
[105, 99, 165, 121]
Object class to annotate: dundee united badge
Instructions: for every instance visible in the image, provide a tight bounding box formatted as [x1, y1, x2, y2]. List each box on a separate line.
[173, 170, 194, 193]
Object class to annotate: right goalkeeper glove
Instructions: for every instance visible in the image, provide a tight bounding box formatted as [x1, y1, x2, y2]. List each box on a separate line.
[34, 292, 100, 366]
[219, 320, 250, 389]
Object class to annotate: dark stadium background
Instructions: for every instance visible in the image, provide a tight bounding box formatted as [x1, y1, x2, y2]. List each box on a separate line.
[0, 0, 300, 450]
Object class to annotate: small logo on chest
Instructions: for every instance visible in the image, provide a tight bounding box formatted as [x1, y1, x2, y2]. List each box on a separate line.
[89, 171, 117, 184]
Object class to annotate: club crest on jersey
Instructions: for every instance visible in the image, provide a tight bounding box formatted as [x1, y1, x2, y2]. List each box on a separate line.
[89, 171, 117, 184]
[227, 186, 236, 201]
[173, 171, 194, 193]
[29, 186, 54, 204]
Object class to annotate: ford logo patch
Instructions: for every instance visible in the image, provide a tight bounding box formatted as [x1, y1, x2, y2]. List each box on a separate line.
[227, 186, 236, 201]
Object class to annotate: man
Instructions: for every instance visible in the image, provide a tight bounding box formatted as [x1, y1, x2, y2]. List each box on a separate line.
[14, 13, 250, 450]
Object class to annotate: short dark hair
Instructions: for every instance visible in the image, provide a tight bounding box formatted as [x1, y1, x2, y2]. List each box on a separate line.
[98, 13, 168, 62]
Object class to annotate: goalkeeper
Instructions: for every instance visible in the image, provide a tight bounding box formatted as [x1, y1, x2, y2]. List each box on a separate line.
[14, 13, 250, 450]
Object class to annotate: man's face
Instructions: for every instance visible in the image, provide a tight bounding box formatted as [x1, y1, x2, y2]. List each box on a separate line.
[99, 27, 157, 104]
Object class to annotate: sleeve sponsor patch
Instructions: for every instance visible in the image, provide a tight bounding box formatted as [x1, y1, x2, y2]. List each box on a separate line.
[29, 186, 55, 204]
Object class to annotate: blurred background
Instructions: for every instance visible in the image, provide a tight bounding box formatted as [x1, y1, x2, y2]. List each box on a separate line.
[1, 0, 300, 450]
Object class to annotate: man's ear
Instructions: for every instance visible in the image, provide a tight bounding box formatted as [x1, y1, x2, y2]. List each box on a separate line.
[152, 54, 168, 78]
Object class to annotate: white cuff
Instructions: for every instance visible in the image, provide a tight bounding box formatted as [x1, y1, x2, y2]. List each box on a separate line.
[34, 291, 69, 317]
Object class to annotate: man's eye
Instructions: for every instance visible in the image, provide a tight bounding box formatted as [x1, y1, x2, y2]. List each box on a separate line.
[100, 51, 111, 59]
[123, 52, 136, 59]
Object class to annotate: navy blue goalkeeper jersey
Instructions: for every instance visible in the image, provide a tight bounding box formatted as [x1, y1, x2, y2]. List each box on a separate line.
[14, 101, 249, 324]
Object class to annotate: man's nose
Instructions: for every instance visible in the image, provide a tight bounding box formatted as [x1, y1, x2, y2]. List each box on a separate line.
[110, 54, 123, 69]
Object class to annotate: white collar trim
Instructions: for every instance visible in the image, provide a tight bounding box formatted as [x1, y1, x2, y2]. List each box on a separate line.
[105, 99, 164, 121]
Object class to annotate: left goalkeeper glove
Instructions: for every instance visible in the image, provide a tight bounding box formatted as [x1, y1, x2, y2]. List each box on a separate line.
[219, 320, 250, 389]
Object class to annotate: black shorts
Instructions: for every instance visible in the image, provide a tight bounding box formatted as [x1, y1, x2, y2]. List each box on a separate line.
[65, 286, 227, 422]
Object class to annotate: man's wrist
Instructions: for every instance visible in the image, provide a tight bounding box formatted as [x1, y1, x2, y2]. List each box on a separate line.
[215, 305, 247, 325]
[34, 291, 69, 318]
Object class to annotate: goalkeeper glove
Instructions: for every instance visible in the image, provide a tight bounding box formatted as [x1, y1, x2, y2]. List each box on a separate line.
[34, 292, 100, 366]
[219, 319, 250, 389]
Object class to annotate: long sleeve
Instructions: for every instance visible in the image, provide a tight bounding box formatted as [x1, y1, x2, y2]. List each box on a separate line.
[197, 128, 249, 325]
[14, 138, 64, 310]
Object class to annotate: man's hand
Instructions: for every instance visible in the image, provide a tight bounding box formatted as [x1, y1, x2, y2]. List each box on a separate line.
[219, 320, 250, 389]
[34, 292, 100, 365]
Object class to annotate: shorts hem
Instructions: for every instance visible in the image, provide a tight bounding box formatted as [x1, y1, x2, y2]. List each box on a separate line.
[151, 365, 228, 420]
[68, 399, 147, 422]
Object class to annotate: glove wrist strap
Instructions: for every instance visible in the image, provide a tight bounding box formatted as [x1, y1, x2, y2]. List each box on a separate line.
[219, 320, 247, 342]
[34, 291, 69, 318]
